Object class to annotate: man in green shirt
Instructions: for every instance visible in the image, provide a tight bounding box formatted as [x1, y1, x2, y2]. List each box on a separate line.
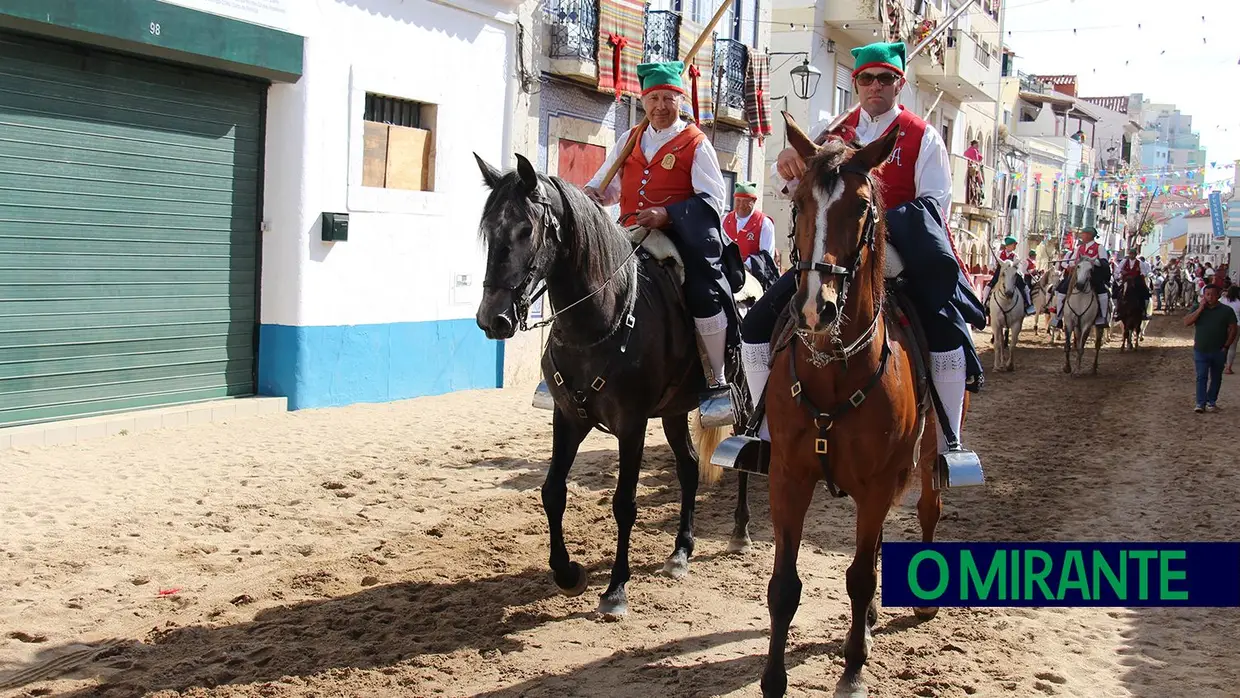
[1184, 283, 1238, 412]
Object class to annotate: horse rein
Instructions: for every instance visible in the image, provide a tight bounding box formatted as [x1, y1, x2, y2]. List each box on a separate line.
[789, 162, 882, 368]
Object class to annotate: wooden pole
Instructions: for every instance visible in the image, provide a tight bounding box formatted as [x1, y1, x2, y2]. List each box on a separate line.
[596, 0, 735, 193]
[923, 89, 945, 120]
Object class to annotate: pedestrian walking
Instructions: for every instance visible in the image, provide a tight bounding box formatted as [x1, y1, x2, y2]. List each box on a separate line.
[1184, 283, 1239, 412]
[1223, 286, 1240, 375]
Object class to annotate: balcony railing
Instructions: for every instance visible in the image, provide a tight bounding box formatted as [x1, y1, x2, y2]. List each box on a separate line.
[547, 0, 598, 61]
[644, 10, 679, 64]
[713, 38, 748, 112]
[1018, 71, 1046, 94]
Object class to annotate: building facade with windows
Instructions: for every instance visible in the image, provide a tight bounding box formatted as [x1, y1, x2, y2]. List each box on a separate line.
[0, 0, 522, 430]
[762, 0, 1007, 274]
[499, 0, 775, 386]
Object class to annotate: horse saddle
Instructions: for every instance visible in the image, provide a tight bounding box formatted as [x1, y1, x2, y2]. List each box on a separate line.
[625, 225, 760, 306]
[625, 225, 684, 282]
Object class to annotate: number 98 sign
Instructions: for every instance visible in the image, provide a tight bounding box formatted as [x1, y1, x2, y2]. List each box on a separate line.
[149, 22, 161, 36]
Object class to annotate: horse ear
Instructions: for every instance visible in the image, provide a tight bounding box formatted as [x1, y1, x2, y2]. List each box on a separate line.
[474, 152, 502, 189]
[514, 153, 539, 192]
[782, 111, 819, 161]
[851, 124, 901, 172]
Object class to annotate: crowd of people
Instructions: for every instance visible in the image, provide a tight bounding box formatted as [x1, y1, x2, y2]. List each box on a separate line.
[976, 232, 1237, 411]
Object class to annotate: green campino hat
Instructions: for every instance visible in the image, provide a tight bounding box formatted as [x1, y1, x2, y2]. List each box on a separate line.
[734, 181, 759, 199]
[638, 61, 687, 96]
[1004, 236, 1017, 246]
[851, 41, 907, 77]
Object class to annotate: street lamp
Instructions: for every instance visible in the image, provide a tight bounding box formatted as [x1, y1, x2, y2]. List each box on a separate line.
[789, 58, 821, 100]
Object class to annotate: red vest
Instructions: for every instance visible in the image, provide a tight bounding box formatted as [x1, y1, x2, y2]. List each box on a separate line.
[618, 124, 705, 219]
[723, 210, 768, 260]
[1076, 241, 1100, 260]
[1120, 258, 1142, 279]
[837, 106, 926, 209]
[998, 248, 1016, 262]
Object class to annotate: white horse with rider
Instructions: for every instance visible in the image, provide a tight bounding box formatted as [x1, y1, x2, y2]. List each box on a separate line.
[1057, 259, 1104, 375]
[987, 258, 1026, 371]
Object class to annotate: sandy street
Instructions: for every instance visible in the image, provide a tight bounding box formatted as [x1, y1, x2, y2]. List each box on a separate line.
[2, 314, 1238, 698]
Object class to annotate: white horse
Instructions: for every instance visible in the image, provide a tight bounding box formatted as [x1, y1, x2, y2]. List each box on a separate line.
[1031, 267, 1061, 335]
[1061, 260, 1103, 376]
[1164, 272, 1182, 312]
[988, 259, 1025, 371]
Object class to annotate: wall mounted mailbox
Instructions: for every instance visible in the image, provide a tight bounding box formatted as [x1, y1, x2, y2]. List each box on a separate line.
[322, 212, 349, 241]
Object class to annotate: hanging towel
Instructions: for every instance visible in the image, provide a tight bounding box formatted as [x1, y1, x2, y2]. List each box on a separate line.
[677, 17, 714, 124]
[745, 52, 772, 144]
[596, 0, 644, 102]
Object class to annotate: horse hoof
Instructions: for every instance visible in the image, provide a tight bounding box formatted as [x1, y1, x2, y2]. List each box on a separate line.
[661, 551, 690, 579]
[596, 596, 628, 619]
[727, 536, 753, 554]
[555, 562, 589, 597]
[913, 606, 939, 621]
[833, 676, 868, 698]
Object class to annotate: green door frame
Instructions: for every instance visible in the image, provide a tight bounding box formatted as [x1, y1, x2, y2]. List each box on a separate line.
[0, 0, 303, 82]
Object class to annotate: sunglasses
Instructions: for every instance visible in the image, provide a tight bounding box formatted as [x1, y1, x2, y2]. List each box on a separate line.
[855, 72, 900, 86]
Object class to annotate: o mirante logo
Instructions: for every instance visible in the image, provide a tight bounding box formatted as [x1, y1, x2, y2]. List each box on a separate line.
[880, 542, 1240, 608]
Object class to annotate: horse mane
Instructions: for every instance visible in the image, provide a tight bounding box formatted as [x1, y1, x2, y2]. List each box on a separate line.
[477, 169, 630, 293]
[541, 173, 631, 291]
[802, 139, 888, 310]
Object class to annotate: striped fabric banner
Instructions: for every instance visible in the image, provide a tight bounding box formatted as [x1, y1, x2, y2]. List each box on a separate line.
[745, 52, 771, 143]
[678, 18, 714, 123]
[596, 0, 644, 101]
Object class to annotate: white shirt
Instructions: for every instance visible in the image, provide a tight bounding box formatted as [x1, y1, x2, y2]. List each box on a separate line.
[586, 117, 728, 217]
[1222, 298, 1240, 323]
[770, 106, 953, 216]
[730, 210, 777, 268]
[1062, 242, 1109, 269]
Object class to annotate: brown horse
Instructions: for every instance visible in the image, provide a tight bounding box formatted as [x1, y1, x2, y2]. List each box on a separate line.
[759, 115, 968, 698]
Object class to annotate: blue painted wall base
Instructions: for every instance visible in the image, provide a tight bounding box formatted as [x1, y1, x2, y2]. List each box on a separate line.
[258, 319, 502, 410]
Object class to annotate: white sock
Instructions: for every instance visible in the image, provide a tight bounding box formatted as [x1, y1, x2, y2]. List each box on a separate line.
[741, 342, 770, 410]
[1052, 293, 1065, 324]
[742, 342, 772, 442]
[930, 349, 967, 454]
[695, 311, 729, 385]
[1096, 294, 1109, 324]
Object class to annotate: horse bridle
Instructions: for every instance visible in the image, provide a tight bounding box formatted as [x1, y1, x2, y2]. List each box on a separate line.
[482, 177, 638, 339]
[788, 163, 881, 367]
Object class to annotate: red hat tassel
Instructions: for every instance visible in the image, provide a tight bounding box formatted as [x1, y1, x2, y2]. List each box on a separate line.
[688, 64, 701, 125]
[608, 33, 629, 103]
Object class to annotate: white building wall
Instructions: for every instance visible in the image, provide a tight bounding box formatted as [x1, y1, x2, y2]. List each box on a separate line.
[159, 0, 520, 409]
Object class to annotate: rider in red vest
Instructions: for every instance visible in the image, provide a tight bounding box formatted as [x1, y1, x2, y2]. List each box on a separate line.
[732, 41, 986, 477]
[1114, 247, 1153, 320]
[981, 235, 1036, 316]
[1050, 226, 1111, 328]
[722, 180, 778, 272]
[584, 60, 736, 420]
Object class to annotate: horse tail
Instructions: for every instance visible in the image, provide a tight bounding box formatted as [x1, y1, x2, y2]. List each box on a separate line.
[691, 409, 728, 487]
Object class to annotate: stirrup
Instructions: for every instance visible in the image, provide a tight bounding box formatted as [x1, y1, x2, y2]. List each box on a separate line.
[698, 384, 736, 428]
[933, 446, 985, 490]
[710, 434, 769, 475]
[532, 380, 554, 410]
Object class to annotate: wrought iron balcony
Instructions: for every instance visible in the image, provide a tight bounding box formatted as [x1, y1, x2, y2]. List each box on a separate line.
[644, 10, 679, 64]
[712, 38, 748, 126]
[546, 0, 598, 82]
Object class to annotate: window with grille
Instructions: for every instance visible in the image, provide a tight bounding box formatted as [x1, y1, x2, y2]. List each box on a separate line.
[362, 93, 437, 192]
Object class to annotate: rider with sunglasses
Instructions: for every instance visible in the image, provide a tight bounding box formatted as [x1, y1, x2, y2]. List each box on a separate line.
[731, 40, 986, 475]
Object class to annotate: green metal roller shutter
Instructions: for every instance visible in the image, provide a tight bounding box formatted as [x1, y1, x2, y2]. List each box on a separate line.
[0, 32, 263, 428]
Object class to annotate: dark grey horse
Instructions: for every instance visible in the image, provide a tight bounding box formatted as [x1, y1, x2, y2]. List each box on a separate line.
[472, 153, 751, 617]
